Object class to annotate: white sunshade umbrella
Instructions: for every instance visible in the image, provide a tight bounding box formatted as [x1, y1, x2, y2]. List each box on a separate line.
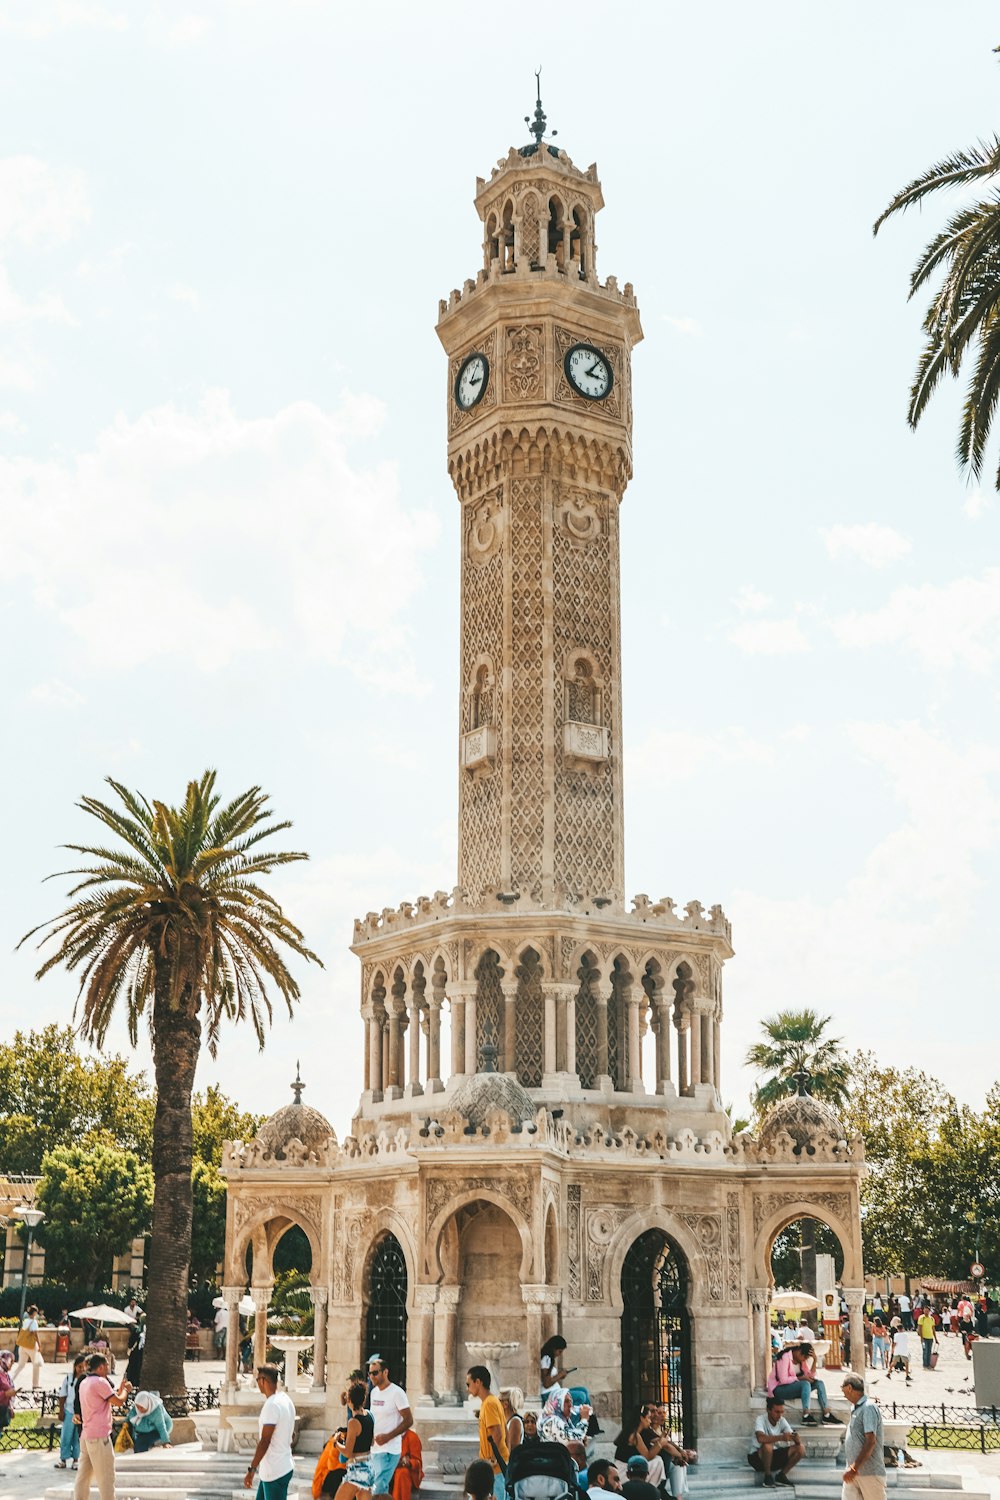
[69, 1304, 136, 1325]
[770, 1290, 820, 1310]
[212, 1294, 256, 1316]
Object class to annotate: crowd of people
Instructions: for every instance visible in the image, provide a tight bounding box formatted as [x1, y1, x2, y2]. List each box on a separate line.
[861, 1290, 990, 1373]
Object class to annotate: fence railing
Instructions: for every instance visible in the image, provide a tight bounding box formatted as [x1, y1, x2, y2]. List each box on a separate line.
[873, 1402, 1000, 1454]
[0, 1385, 220, 1451]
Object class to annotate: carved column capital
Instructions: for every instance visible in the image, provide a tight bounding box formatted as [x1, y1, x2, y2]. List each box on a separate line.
[544, 983, 577, 1004]
[251, 1286, 271, 1311]
[222, 1285, 244, 1309]
[842, 1287, 866, 1310]
[309, 1284, 329, 1308]
[521, 1283, 562, 1307]
[438, 1285, 462, 1308]
[414, 1285, 439, 1309]
[500, 981, 519, 1004]
[747, 1286, 771, 1311]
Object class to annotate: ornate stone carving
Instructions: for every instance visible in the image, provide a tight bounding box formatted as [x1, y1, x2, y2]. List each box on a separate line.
[557, 490, 605, 546]
[567, 1184, 582, 1301]
[677, 1211, 724, 1301]
[505, 324, 543, 401]
[466, 489, 505, 567]
[752, 1191, 852, 1237]
[425, 1171, 532, 1228]
[585, 1206, 632, 1301]
[554, 325, 624, 419]
[450, 329, 497, 434]
[726, 1192, 742, 1303]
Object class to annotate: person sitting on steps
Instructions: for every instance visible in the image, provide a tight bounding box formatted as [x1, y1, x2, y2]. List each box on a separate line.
[748, 1396, 804, 1488]
[792, 1344, 838, 1425]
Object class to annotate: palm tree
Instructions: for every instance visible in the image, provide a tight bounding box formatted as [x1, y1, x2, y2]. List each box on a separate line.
[20, 771, 321, 1401]
[874, 134, 1000, 487]
[745, 1008, 850, 1299]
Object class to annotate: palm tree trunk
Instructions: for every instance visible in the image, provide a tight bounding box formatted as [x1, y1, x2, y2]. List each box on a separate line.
[141, 989, 201, 1403]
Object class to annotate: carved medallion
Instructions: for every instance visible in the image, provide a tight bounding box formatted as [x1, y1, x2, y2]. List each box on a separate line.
[467, 489, 505, 566]
[505, 324, 543, 402]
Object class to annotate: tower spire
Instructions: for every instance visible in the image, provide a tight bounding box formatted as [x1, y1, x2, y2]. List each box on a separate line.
[523, 67, 557, 152]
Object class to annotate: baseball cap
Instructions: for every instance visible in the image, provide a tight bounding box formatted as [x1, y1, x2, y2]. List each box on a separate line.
[627, 1457, 649, 1474]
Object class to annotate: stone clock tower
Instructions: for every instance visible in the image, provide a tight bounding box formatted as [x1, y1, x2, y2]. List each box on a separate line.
[220, 97, 867, 1464]
[438, 102, 641, 912]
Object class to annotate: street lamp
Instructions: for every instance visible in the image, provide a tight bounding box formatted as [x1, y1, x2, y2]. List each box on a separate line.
[14, 1205, 45, 1323]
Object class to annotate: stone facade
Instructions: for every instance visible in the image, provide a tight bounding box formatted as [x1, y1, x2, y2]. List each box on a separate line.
[221, 121, 866, 1459]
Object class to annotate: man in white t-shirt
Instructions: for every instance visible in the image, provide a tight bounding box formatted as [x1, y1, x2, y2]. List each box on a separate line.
[244, 1363, 295, 1497]
[897, 1294, 912, 1331]
[887, 1324, 911, 1384]
[748, 1398, 804, 1487]
[368, 1354, 413, 1495]
[214, 1304, 228, 1352]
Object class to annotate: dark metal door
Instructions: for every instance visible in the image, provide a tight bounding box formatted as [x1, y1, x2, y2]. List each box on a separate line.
[620, 1229, 692, 1445]
[365, 1234, 408, 1388]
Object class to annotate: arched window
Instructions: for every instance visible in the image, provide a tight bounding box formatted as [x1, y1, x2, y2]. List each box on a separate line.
[568, 657, 596, 723]
[621, 1230, 692, 1445]
[472, 663, 492, 728]
[514, 947, 544, 1087]
[365, 1234, 408, 1387]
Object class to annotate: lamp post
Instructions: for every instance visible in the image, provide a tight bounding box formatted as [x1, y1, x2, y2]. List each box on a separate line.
[14, 1205, 45, 1323]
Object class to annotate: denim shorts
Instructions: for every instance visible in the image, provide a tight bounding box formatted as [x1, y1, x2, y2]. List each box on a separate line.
[347, 1456, 374, 1489]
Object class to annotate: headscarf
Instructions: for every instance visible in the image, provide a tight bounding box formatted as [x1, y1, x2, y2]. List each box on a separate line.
[131, 1391, 164, 1419]
[0, 1350, 12, 1368]
[539, 1389, 589, 1444]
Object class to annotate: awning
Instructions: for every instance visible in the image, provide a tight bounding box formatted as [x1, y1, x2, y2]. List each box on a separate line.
[918, 1278, 975, 1294]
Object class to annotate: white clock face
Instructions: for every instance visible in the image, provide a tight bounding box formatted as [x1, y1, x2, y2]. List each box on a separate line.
[456, 353, 489, 410]
[565, 343, 613, 401]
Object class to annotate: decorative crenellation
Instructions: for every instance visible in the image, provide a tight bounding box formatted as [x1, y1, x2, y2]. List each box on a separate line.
[448, 423, 631, 502]
[438, 259, 638, 321]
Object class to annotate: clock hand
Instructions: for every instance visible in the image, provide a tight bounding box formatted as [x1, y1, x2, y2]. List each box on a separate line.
[469, 373, 482, 385]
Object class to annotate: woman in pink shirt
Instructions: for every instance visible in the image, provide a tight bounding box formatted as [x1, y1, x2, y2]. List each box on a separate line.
[766, 1346, 836, 1425]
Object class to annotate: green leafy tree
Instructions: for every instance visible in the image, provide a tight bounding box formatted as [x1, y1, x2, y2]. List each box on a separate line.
[874, 131, 1000, 488]
[746, 1009, 850, 1297]
[192, 1086, 264, 1169]
[190, 1158, 227, 1284]
[0, 1024, 153, 1174]
[21, 771, 321, 1402]
[35, 1143, 153, 1290]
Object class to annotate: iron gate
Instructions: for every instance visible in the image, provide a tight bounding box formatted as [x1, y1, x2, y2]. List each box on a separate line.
[365, 1233, 408, 1387]
[620, 1229, 692, 1445]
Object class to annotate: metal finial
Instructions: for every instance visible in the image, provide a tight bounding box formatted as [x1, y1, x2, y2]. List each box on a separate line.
[791, 1066, 811, 1098]
[291, 1061, 305, 1104]
[523, 67, 557, 149]
[479, 1024, 499, 1075]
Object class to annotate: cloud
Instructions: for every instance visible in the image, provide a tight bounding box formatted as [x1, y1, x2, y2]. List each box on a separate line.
[0, 409, 25, 433]
[629, 726, 776, 785]
[0, 156, 89, 247]
[0, 265, 72, 326]
[733, 585, 772, 614]
[728, 617, 810, 654]
[29, 679, 84, 708]
[823, 522, 912, 569]
[832, 569, 1000, 671]
[167, 283, 200, 308]
[0, 354, 36, 390]
[963, 487, 992, 522]
[0, 2, 127, 35]
[662, 314, 703, 336]
[0, 388, 439, 681]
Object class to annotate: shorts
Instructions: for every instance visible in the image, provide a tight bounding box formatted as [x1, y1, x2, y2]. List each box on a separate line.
[346, 1456, 374, 1489]
[369, 1451, 401, 1493]
[749, 1449, 791, 1472]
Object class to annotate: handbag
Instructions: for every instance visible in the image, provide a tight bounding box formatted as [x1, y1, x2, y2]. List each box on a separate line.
[15, 1329, 36, 1350]
[930, 1350, 939, 1368]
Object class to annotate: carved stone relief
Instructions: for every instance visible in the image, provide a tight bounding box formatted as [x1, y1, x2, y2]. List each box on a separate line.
[677, 1211, 724, 1302]
[505, 324, 544, 402]
[425, 1171, 532, 1228]
[752, 1191, 852, 1238]
[466, 488, 505, 567]
[726, 1192, 741, 1303]
[567, 1184, 582, 1301]
[586, 1205, 632, 1302]
[554, 325, 624, 420]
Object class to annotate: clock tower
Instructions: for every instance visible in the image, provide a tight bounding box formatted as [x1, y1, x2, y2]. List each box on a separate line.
[438, 95, 641, 910]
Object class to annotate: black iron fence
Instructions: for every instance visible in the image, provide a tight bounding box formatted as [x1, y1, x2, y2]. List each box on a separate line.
[0, 1385, 219, 1451]
[875, 1401, 1000, 1453]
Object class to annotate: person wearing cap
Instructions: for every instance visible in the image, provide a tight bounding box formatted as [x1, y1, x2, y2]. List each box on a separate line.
[748, 1396, 803, 1488]
[622, 1455, 659, 1500]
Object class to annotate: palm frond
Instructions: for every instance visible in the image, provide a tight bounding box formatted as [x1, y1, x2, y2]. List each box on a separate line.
[874, 137, 1000, 235]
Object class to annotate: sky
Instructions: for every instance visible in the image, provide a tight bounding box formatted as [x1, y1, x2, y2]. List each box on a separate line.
[2, 0, 999, 1139]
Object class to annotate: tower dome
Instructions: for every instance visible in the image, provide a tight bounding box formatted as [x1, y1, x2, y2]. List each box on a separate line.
[758, 1084, 845, 1152]
[255, 1064, 334, 1159]
[451, 1071, 538, 1130]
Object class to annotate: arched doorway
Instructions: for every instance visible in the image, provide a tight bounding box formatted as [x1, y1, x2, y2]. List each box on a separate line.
[621, 1230, 692, 1445]
[365, 1234, 408, 1387]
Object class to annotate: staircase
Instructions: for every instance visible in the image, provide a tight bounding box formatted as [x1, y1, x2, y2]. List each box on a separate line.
[43, 1445, 305, 1500]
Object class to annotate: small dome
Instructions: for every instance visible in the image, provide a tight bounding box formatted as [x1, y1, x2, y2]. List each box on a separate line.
[254, 1065, 334, 1158]
[451, 1072, 538, 1130]
[758, 1090, 845, 1151]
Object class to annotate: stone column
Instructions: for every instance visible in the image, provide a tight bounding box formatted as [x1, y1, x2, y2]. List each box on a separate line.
[464, 991, 478, 1075]
[413, 1285, 438, 1403]
[382, 1024, 390, 1095]
[542, 983, 558, 1078]
[713, 1012, 722, 1096]
[748, 1286, 771, 1393]
[596, 992, 610, 1086]
[387, 1003, 402, 1094]
[843, 1288, 866, 1375]
[252, 1286, 270, 1370]
[626, 989, 643, 1093]
[223, 1284, 242, 1391]
[450, 991, 465, 1077]
[427, 996, 443, 1092]
[699, 1011, 711, 1085]
[655, 1000, 671, 1092]
[369, 1009, 383, 1099]
[501, 981, 518, 1075]
[689, 1003, 702, 1089]
[434, 1286, 462, 1404]
[362, 1007, 371, 1093]
[406, 989, 423, 1096]
[675, 1010, 689, 1095]
[563, 986, 577, 1079]
[522, 1285, 561, 1400]
[310, 1286, 328, 1389]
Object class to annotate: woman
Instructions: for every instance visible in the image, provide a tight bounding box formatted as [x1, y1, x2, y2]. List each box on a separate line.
[521, 1411, 541, 1448]
[540, 1389, 591, 1445]
[539, 1336, 570, 1405]
[792, 1345, 837, 1425]
[870, 1316, 888, 1369]
[465, 1460, 496, 1500]
[12, 1304, 44, 1389]
[337, 1380, 375, 1500]
[125, 1314, 145, 1387]
[500, 1387, 524, 1453]
[613, 1406, 666, 1489]
[391, 1429, 423, 1500]
[54, 1354, 87, 1469]
[128, 1390, 173, 1453]
[0, 1351, 15, 1440]
[766, 1344, 828, 1425]
[639, 1403, 697, 1498]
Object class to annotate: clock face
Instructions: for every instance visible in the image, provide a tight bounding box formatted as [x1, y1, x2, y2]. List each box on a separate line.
[565, 342, 614, 401]
[455, 352, 489, 411]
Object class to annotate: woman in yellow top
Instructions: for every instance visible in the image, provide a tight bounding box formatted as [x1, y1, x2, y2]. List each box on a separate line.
[466, 1366, 509, 1500]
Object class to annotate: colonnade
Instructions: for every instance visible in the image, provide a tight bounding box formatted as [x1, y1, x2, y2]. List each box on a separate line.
[747, 1284, 868, 1393]
[221, 1283, 329, 1392]
[410, 1280, 561, 1404]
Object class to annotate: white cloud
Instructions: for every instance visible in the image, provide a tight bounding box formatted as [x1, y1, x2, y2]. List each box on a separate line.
[662, 314, 703, 336]
[0, 354, 36, 390]
[159, 13, 209, 44]
[0, 409, 25, 433]
[733, 584, 772, 614]
[0, 265, 72, 326]
[0, 2, 127, 35]
[728, 617, 810, 654]
[629, 726, 775, 785]
[823, 522, 912, 569]
[0, 156, 89, 248]
[832, 569, 1000, 671]
[167, 283, 200, 308]
[29, 679, 84, 708]
[0, 388, 439, 681]
[963, 486, 992, 522]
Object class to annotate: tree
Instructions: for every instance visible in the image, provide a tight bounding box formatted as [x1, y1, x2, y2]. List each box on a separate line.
[745, 1009, 851, 1297]
[191, 1085, 264, 1169]
[35, 1143, 153, 1289]
[190, 1158, 227, 1284]
[874, 132, 1000, 488]
[0, 1024, 153, 1174]
[21, 771, 321, 1401]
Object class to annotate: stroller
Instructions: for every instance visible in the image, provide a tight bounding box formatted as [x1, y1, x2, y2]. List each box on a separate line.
[502, 1441, 581, 1500]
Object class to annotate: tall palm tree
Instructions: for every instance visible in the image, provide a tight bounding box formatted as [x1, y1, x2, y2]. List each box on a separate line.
[20, 771, 321, 1401]
[874, 134, 1000, 487]
[745, 1008, 850, 1299]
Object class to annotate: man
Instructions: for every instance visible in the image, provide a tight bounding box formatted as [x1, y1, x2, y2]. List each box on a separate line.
[369, 1355, 413, 1495]
[587, 1459, 623, 1499]
[897, 1292, 912, 1332]
[243, 1363, 295, 1497]
[467, 1365, 509, 1500]
[73, 1352, 131, 1500]
[639, 1403, 696, 1498]
[622, 1454, 659, 1500]
[917, 1307, 937, 1370]
[567, 1439, 590, 1499]
[748, 1396, 804, 1489]
[841, 1373, 885, 1500]
[886, 1322, 911, 1384]
[214, 1301, 228, 1353]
